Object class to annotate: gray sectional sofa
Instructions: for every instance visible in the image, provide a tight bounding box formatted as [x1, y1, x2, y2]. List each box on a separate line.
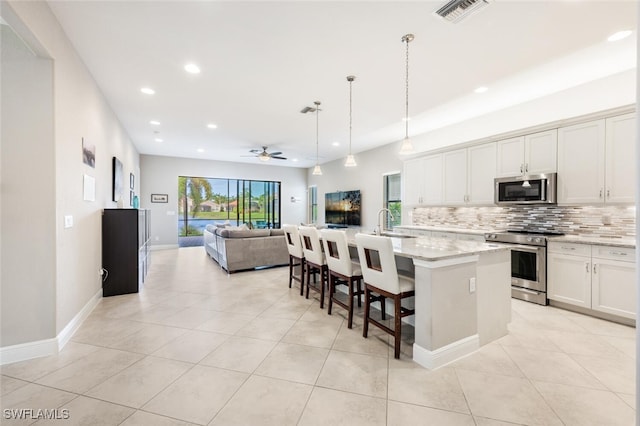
[203, 225, 289, 272]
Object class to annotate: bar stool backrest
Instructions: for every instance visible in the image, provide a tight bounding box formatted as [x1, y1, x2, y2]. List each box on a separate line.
[320, 229, 355, 277]
[299, 226, 325, 265]
[283, 224, 304, 259]
[355, 233, 400, 294]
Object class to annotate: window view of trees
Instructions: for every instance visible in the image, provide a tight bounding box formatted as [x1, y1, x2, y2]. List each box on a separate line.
[384, 173, 402, 229]
[178, 176, 281, 238]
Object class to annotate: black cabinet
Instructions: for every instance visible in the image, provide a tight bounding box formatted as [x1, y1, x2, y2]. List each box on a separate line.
[102, 209, 150, 297]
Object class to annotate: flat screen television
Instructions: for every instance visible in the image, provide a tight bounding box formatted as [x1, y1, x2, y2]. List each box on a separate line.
[325, 190, 361, 226]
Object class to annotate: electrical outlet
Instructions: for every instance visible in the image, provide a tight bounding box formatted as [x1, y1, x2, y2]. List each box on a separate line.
[469, 277, 476, 293]
[64, 215, 73, 228]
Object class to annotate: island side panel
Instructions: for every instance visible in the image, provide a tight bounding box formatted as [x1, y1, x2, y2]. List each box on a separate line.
[413, 257, 479, 360]
[476, 249, 511, 346]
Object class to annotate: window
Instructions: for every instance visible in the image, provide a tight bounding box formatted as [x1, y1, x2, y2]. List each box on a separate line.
[308, 186, 318, 224]
[384, 173, 401, 229]
[178, 176, 281, 239]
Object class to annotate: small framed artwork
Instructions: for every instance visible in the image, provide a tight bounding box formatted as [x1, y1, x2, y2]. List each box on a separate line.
[151, 193, 168, 203]
[82, 138, 96, 168]
[130, 190, 134, 206]
[112, 157, 123, 202]
[129, 173, 134, 190]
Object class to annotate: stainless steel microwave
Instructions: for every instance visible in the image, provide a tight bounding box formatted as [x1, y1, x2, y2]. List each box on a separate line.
[494, 173, 557, 205]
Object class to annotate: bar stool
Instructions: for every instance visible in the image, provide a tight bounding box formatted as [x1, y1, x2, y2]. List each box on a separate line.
[283, 225, 305, 295]
[299, 226, 328, 308]
[320, 229, 364, 329]
[355, 233, 415, 359]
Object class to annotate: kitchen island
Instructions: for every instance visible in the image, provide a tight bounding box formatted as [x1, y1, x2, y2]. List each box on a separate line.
[348, 233, 511, 369]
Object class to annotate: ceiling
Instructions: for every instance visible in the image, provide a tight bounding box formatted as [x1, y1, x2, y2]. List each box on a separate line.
[46, 1, 637, 168]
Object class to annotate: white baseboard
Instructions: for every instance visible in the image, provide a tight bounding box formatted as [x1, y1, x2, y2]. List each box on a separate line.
[56, 288, 102, 351]
[413, 334, 480, 370]
[150, 244, 179, 251]
[0, 288, 102, 366]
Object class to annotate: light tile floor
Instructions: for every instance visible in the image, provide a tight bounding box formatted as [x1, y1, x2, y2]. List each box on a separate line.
[1, 247, 636, 425]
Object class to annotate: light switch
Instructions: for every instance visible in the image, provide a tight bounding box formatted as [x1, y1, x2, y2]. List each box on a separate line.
[64, 215, 73, 228]
[469, 277, 476, 293]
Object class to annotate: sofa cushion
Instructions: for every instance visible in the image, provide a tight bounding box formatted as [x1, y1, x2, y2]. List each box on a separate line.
[205, 224, 217, 233]
[218, 228, 271, 238]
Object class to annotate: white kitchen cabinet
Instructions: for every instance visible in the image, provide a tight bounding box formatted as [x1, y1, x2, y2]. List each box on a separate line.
[496, 130, 557, 177]
[591, 246, 636, 319]
[605, 113, 636, 204]
[547, 247, 592, 309]
[558, 114, 635, 205]
[443, 148, 467, 205]
[557, 119, 606, 204]
[548, 242, 636, 319]
[467, 142, 497, 204]
[442, 143, 496, 206]
[403, 157, 424, 205]
[403, 154, 443, 206]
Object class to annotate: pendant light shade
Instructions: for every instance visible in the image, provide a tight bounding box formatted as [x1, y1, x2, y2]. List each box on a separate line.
[312, 101, 323, 175]
[399, 33, 415, 155]
[344, 75, 357, 167]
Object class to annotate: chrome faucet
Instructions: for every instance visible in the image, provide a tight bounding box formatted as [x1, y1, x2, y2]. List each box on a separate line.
[375, 208, 395, 235]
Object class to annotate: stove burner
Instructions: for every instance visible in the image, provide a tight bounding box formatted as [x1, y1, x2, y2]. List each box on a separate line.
[506, 230, 565, 237]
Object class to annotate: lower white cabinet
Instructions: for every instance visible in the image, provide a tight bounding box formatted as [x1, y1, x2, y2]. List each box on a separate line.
[548, 242, 636, 319]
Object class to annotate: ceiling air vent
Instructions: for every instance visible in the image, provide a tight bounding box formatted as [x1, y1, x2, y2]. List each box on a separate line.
[434, 0, 491, 23]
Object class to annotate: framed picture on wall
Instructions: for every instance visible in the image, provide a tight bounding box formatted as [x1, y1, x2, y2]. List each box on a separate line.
[129, 173, 134, 190]
[82, 138, 95, 168]
[112, 157, 123, 202]
[151, 193, 168, 203]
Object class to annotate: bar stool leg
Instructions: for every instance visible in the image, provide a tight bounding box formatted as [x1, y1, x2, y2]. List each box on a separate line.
[327, 274, 334, 315]
[347, 277, 354, 329]
[363, 286, 371, 338]
[394, 295, 402, 359]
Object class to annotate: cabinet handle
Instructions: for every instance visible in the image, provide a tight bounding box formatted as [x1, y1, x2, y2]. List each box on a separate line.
[585, 262, 590, 273]
[606, 189, 610, 199]
[561, 246, 576, 251]
[599, 189, 603, 199]
[609, 251, 628, 256]
[525, 163, 529, 173]
[593, 263, 597, 274]
[520, 164, 523, 174]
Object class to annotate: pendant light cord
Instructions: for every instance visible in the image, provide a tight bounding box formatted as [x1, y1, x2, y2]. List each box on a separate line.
[315, 101, 320, 164]
[349, 78, 353, 154]
[404, 35, 410, 139]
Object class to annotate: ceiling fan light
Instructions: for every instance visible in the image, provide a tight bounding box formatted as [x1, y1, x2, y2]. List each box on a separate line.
[312, 164, 323, 175]
[399, 136, 414, 155]
[259, 154, 270, 162]
[344, 154, 357, 167]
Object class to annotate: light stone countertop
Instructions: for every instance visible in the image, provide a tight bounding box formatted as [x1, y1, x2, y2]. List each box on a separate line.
[547, 234, 636, 249]
[346, 232, 509, 262]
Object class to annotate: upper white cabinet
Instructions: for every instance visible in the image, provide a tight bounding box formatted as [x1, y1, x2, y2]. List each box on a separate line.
[443, 149, 468, 205]
[496, 130, 557, 177]
[467, 142, 497, 204]
[605, 113, 636, 203]
[558, 114, 635, 205]
[403, 154, 443, 206]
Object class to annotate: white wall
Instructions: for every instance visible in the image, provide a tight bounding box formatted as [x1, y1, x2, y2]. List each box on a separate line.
[1, 1, 140, 349]
[1, 23, 56, 346]
[140, 155, 307, 247]
[306, 142, 404, 232]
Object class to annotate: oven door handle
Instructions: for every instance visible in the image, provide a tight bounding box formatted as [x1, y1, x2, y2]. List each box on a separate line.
[507, 244, 545, 253]
[516, 287, 542, 296]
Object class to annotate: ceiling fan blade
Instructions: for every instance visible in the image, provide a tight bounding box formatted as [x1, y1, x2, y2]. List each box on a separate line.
[240, 155, 257, 157]
[249, 149, 261, 153]
[271, 156, 287, 160]
[269, 151, 283, 156]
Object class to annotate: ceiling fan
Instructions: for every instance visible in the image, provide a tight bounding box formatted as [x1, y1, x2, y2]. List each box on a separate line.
[245, 146, 287, 162]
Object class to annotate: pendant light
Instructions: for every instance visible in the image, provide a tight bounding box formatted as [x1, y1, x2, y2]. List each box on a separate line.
[399, 33, 415, 155]
[344, 75, 357, 167]
[312, 101, 323, 175]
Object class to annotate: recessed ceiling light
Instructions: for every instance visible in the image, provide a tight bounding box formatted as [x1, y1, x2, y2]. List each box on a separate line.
[155, 138, 163, 142]
[150, 120, 161, 125]
[197, 148, 205, 153]
[207, 123, 217, 129]
[474, 86, 489, 94]
[607, 30, 632, 42]
[184, 63, 201, 74]
[332, 142, 340, 147]
[140, 87, 155, 95]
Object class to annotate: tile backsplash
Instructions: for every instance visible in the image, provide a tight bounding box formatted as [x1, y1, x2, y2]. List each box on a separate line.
[410, 205, 636, 237]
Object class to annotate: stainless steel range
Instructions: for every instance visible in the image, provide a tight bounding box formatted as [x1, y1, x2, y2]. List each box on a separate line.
[485, 230, 563, 306]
